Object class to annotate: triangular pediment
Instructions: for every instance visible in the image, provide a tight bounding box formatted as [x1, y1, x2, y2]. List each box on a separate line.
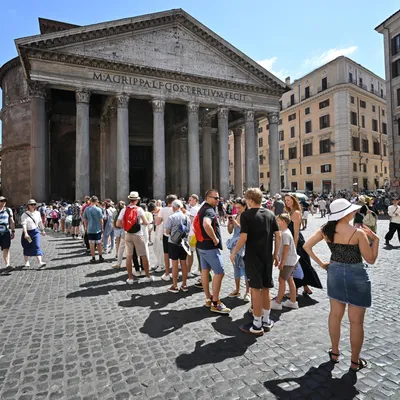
[53, 26, 266, 87]
[15, 9, 288, 95]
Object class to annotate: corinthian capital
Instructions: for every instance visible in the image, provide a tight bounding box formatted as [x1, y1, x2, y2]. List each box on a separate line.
[244, 110, 254, 123]
[268, 111, 279, 124]
[28, 81, 46, 98]
[152, 98, 165, 113]
[217, 107, 229, 120]
[76, 89, 91, 104]
[116, 93, 130, 108]
[187, 102, 199, 115]
[233, 127, 243, 137]
[201, 113, 212, 127]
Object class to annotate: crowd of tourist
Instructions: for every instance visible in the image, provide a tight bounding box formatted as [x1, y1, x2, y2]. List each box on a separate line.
[0, 186, 398, 372]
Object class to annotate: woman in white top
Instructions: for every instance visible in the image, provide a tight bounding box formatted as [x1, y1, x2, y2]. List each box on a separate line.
[21, 199, 46, 268]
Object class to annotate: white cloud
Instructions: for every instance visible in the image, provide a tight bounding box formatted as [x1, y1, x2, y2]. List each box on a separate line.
[302, 46, 358, 69]
[257, 57, 288, 81]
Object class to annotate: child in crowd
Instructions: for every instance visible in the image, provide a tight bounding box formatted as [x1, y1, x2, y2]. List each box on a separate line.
[271, 214, 299, 310]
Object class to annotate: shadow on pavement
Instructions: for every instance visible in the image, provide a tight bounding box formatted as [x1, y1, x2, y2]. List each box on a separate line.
[175, 315, 257, 371]
[263, 361, 359, 399]
[141, 305, 230, 339]
[119, 290, 196, 310]
[86, 268, 124, 277]
[66, 283, 130, 298]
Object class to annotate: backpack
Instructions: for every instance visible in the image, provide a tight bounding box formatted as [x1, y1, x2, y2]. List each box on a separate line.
[193, 209, 215, 242]
[123, 206, 141, 233]
[51, 210, 58, 219]
[170, 216, 189, 245]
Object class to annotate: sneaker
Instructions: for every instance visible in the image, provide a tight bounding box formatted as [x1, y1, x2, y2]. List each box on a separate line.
[90, 258, 97, 264]
[24, 261, 30, 268]
[140, 270, 146, 277]
[210, 301, 231, 314]
[180, 285, 189, 292]
[228, 290, 241, 298]
[98, 256, 105, 263]
[112, 264, 121, 269]
[270, 299, 283, 310]
[282, 299, 299, 309]
[138, 276, 154, 284]
[150, 265, 158, 271]
[167, 286, 179, 294]
[38, 262, 46, 268]
[205, 296, 213, 307]
[126, 278, 134, 285]
[194, 279, 203, 289]
[243, 293, 251, 303]
[161, 274, 171, 281]
[132, 270, 141, 277]
[262, 319, 275, 332]
[239, 323, 264, 336]
[155, 265, 165, 273]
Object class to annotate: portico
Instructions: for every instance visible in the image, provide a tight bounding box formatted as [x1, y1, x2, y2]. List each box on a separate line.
[0, 10, 288, 205]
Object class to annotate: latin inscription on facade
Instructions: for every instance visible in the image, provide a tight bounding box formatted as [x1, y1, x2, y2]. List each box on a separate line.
[93, 72, 246, 101]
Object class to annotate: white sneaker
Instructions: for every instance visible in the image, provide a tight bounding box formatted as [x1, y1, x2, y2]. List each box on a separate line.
[282, 299, 299, 309]
[155, 265, 165, 273]
[138, 276, 154, 284]
[24, 261, 30, 268]
[150, 265, 158, 271]
[126, 278, 134, 285]
[140, 270, 146, 276]
[270, 299, 283, 310]
[161, 274, 171, 281]
[132, 270, 141, 277]
[243, 293, 251, 303]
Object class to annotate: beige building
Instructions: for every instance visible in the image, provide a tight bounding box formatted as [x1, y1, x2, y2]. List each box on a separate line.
[230, 56, 389, 194]
[376, 10, 400, 191]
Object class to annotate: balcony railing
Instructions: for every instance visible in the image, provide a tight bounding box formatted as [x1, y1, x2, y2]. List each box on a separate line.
[349, 80, 386, 100]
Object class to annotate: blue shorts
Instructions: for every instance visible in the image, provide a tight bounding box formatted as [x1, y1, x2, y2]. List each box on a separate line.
[198, 248, 224, 275]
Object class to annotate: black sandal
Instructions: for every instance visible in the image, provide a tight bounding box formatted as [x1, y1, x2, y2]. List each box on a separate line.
[328, 349, 340, 363]
[349, 358, 367, 372]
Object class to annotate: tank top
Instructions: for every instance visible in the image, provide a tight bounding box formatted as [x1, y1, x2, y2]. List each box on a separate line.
[327, 230, 362, 264]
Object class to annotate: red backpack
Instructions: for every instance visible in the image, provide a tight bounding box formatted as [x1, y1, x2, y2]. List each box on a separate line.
[123, 206, 141, 233]
[193, 210, 215, 242]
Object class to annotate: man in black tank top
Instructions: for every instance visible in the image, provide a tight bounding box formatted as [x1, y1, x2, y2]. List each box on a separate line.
[231, 188, 281, 336]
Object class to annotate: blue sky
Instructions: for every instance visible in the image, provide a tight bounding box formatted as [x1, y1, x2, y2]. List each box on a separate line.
[0, 0, 399, 141]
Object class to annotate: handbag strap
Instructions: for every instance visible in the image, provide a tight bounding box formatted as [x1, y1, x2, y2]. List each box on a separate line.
[24, 212, 37, 228]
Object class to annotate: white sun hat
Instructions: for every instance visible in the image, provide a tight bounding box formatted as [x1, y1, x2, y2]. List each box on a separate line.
[328, 199, 361, 222]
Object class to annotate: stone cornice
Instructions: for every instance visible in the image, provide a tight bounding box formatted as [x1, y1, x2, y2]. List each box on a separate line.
[17, 10, 287, 94]
[20, 48, 284, 96]
[0, 98, 32, 120]
[0, 143, 31, 156]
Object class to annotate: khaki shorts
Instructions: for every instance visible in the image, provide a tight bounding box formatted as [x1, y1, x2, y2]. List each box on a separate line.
[125, 232, 147, 257]
[279, 265, 295, 281]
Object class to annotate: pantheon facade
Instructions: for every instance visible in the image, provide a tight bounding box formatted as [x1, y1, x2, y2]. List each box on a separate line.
[0, 9, 288, 205]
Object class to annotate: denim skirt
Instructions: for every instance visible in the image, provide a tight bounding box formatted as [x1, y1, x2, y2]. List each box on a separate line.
[327, 262, 371, 308]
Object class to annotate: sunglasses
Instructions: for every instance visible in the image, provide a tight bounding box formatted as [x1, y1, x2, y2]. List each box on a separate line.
[28, 204, 37, 206]
[0, 200, 5, 203]
[209, 196, 220, 200]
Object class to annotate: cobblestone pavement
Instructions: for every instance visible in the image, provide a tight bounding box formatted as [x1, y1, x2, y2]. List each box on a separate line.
[0, 215, 399, 400]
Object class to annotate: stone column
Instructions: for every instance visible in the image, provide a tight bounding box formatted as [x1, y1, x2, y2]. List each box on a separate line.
[268, 112, 280, 196]
[212, 129, 219, 189]
[152, 99, 166, 200]
[116, 94, 130, 201]
[218, 107, 230, 199]
[187, 102, 201, 195]
[179, 127, 189, 197]
[244, 110, 257, 188]
[233, 128, 243, 197]
[108, 107, 118, 201]
[29, 82, 48, 203]
[75, 89, 91, 201]
[201, 114, 213, 193]
[99, 115, 108, 200]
